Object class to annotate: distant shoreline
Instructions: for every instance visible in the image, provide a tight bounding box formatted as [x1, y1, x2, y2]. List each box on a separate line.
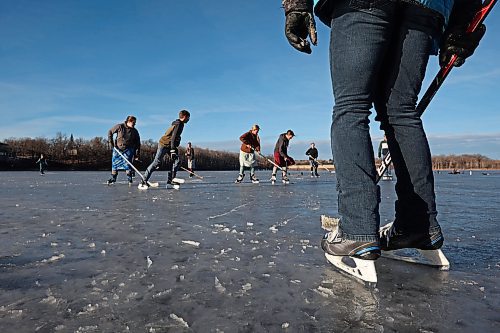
[287, 164, 500, 172]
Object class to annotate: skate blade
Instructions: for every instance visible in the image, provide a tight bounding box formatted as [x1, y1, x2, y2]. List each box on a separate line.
[172, 178, 185, 184]
[325, 253, 378, 285]
[383, 249, 450, 270]
[320, 215, 339, 231]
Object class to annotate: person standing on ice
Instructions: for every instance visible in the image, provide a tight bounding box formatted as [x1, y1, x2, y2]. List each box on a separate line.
[281, 0, 485, 261]
[141, 110, 190, 187]
[36, 153, 48, 175]
[185, 142, 195, 178]
[235, 124, 261, 184]
[305, 142, 319, 177]
[107, 115, 141, 185]
[271, 130, 295, 183]
[378, 135, 392, 179]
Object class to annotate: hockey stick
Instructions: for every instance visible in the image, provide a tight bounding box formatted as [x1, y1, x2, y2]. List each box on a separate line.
[375, 0, 497, 183]
[255, 150, 286, 172]
[180, 166, 204, 179]
[312, 158, 333, 173]
[113, 147, 159, 187]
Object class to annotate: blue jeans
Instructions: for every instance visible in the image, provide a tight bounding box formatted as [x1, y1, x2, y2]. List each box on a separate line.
[329, 0, 441, 241]
[144, 145, 179, 182]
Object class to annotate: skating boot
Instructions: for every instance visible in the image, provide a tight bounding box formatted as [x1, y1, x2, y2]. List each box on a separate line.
[379, 222, 449, 269]
[250, 174, 259, 184]
[321, 228, 380, 284]
[270, 174, 276, 184]
[107, 174, 117, 185]
[235, 174, 245, 184]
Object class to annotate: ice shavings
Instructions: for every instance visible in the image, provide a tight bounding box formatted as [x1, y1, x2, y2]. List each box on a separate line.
[181, 240, 200, 247]
[215, 277, 226, 294]
[41, 253, 65, 263]
[169, 313, 189, 328]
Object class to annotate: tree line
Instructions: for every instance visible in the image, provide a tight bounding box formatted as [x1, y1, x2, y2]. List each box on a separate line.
[0, 133, 269, 171]
[1, 134, 499, 171]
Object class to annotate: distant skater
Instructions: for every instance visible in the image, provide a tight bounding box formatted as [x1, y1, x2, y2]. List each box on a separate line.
[305, 142, 319, 177]
[141, 110, 190, 187]
[378, 135, 392, 180]
[185, 142, 195, 178]
[36, 153, 48, 175]
[271, 130, 295, 184]
[235, 124, 261, 184]
[107, 115, 141, 185]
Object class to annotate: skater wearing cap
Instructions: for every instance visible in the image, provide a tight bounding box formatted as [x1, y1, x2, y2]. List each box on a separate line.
[107, 116, 141, 185]
[271, 130, 295, 184]
[305, 142, 319, 177]
[235, 124, 261, 184]
[282, 0, 486, 281]
[141, 110, 190, 187]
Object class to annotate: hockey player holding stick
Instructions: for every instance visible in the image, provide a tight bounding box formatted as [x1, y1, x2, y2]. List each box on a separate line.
[107, 115, 141, 185]
[235, 124, 261, 184]
[270, 130, 295, 184]
[140, 110, 190, 189]
[305, 142, 320, 177]
[282, 0, 487, 283]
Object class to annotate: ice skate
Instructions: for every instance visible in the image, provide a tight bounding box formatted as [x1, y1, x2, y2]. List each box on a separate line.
[127, 174, 133, 185]
[379, 222, 449, 270]
[106, 175, 117, 185]
[250, 174, 259, 184]
[235, 174, 245, 184]
[282, 176, 290, 184]
[166, 179, 180, 190]
[321, 228, 380, 285]
[172, 177, 185, 184]
[270, 174, 276, 185]
[138, 180, 149, 190]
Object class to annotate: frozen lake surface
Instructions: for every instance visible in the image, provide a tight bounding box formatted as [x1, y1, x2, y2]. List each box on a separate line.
[0, 170, 499, 332]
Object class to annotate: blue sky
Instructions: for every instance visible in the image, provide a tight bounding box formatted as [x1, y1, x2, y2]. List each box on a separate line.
[1, 0, 499, 159]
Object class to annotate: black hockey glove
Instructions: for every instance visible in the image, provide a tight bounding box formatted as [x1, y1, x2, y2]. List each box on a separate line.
[439, 0, 486, 67]
[283, 0, 317, 54]
[170, 149, 178, 160]
[439, 25, 485, 67]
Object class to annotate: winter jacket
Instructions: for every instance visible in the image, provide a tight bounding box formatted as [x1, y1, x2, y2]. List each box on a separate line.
[159, 119, 184, 148]
[108, 122, 141, 155]
[185, 147, 195, 160]
[274, 133, 291, 159]
[308, 0, 461, 27]
[306, 147, 318, 160]
[239, 131, 261, 153]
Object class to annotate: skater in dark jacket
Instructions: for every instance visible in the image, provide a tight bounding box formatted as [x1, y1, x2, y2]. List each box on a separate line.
[235, 124, 261, 184]
[141, 110, 190, 187]
[36, 153, 48, 175]
[282, 0, 486, 270]
[271, 130, 295, 183]
[305, 142, 319, 177]
[107, 115, 141, 185]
